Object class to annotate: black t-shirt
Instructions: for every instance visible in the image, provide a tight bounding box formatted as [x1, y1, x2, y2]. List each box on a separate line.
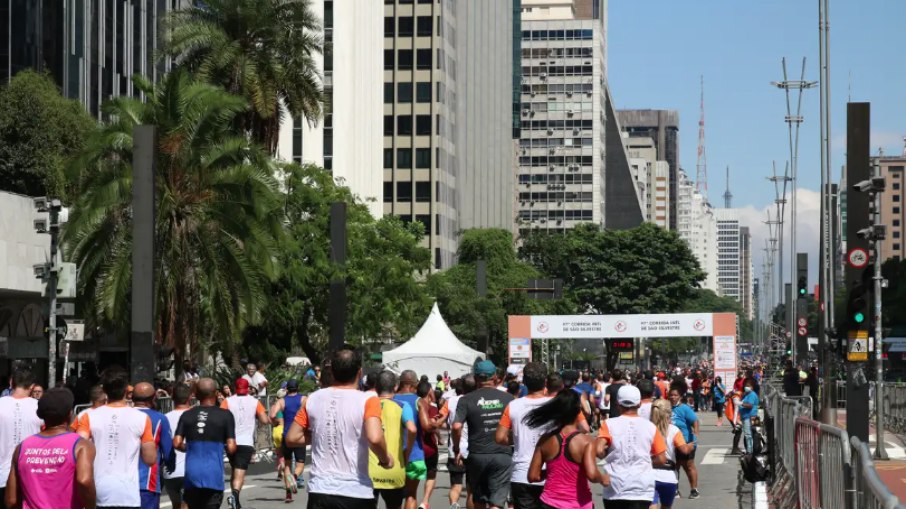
[176, 405, 236, 489]
[453, 387, 514, 455]
[606, 382, 624, 418]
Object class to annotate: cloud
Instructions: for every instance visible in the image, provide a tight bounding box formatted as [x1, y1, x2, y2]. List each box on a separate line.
[831, 131, 905, 154]
[735, 188, 822, 313]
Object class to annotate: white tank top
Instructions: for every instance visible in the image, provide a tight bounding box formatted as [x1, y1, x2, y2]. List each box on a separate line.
[653, 425, 681, 484]
[223, 395, 264, 446]
[79, 404, 152, 507]
[0, 396, 43, 488]
[503, 396, 551, 484]
[602, 415, 659, 501]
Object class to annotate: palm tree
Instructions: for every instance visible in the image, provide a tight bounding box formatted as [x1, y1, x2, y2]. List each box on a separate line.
[63, 70, 284, 363]
[163, 0, 324, 153]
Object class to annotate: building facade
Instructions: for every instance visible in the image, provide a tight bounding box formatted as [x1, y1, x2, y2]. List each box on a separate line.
[676, 169, 718, 292]
[624, 135, 669, 229]
[615, 109, 680, 230]
[714, 208, 741, 301]
[740, 225, 753, 319]
[877, 154, 906, 262]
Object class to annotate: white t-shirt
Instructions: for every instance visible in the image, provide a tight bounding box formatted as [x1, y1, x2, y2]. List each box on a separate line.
[242, 372, 268, 396]
[164, 408, 188, 479]
[78, 404, 153, 507]
[222, 395, 266, 446]
[653, 425, 684, 484]
[638, 401, 653, 421]
[445, 394, 468, 458]
[0, 395, 43, 488]
[500, 395, 550, 485]
[600, 415, 665, 501]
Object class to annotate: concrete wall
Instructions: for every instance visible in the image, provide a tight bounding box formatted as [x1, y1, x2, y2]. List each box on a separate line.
[604, 90, 644, 229]
[0, 191, 50, 294]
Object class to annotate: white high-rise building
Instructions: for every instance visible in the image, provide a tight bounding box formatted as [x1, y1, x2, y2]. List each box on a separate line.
[714, 208, 742, 300]
[624, 135, 670, 229]
[676, 170, 719, 292]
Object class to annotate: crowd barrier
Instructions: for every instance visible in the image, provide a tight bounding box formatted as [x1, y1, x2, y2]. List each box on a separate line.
[765, 381, 906, 509]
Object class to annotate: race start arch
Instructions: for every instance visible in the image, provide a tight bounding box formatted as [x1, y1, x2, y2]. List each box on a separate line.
[508, 313, 738, 383]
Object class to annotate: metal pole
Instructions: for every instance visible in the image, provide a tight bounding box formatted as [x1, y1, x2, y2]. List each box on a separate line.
[873, 157, 888, 459]
[48, 206, 58, 387]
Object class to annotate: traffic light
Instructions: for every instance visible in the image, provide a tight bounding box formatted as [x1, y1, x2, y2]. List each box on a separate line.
[847, 280, 868, 327]
[798, 276, 808, 297]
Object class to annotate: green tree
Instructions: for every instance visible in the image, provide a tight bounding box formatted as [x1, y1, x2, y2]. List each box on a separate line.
[428, 229, 572, 364]
[680, 288, 754, 342]
[63, 71, 283, 363]
[520, 223, 706, 314]
[163, 0, 323, 153]
[0, 70, 94, 198]
[243, 164, 432, 365]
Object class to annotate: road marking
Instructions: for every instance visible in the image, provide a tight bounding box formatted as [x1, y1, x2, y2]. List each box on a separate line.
[161, 484, 257, 508]
[701, 447, 730, 465]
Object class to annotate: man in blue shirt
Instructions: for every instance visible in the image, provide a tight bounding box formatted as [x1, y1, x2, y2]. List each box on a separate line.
[395, 370, 425, 509]
[739, 379, 761, 454]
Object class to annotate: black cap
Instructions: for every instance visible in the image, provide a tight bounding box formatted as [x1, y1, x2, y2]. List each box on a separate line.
[286, 379, 299, 391]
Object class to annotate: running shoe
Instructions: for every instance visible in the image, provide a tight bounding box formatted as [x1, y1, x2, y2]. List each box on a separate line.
[689, 489, 701, 499]
[228, 495, 236, 509]
[450, 503, 461, 509]
[285, 489, 293, 503]
[296, 476, 305, 490]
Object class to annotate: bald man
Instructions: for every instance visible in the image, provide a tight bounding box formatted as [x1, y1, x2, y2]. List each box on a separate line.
[174, 378, 236, 509]
[134, 382, 174, 509]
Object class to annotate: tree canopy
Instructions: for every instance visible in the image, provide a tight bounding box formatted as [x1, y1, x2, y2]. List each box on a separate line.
[0, 70, 94, 198]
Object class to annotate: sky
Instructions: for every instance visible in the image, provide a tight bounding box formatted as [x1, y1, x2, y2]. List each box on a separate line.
[607, 0, 906, 291]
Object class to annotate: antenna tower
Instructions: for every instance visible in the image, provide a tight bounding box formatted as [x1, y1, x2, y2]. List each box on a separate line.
[723, 166, 733, 208]
[696, 75, 708, 199]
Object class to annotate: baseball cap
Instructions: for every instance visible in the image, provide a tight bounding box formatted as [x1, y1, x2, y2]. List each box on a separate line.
[474, 360, 496, 376]
[617, 385, 642, 407]
[286, 379, 299, 391]
[235, 378, 250, 395]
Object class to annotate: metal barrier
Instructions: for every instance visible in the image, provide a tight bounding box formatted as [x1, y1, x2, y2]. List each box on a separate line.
[795, 417, 853, 509]
[850, 436, 905, 509]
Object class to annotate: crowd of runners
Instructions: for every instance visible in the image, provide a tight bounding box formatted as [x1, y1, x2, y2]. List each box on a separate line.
[0, 349, 765, 509]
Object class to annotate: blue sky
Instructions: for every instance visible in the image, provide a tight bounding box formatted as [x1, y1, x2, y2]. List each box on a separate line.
[608, 0, 906, 208]
[608, 0, 906, 288]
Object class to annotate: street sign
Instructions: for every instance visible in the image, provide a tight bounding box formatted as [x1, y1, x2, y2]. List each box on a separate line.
[785, 331, 792, 338]
[798, 317, 807, 327]
[798, 326, 808, 337]
[848, 330, 869, 361]
[56, 302, 76, 316]
[64, 320, 85, 342]
[848, 248, 869, 269]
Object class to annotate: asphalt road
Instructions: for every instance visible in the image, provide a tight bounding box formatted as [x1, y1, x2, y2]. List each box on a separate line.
[162, 412, 753, 509]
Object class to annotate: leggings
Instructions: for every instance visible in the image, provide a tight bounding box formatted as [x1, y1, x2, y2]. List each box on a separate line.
[715, 401, 725, 419]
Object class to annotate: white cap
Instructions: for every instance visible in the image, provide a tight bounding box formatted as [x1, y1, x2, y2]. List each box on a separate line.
[617, 385, 641, 407]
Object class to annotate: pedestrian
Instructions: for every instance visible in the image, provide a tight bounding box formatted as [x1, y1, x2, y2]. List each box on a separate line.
[221, 378, 270, 509]
[739, 379, 760, 454]
[241, 363, 268, 397]
[4, 388, 96, 509]
[495, 362, 549, 509]
[285, 346, 395, 509]
[0, 369, 44, 506]
[417, 380, 446, 509]
[593, 385, 668, 509]
[269, 379, 306, 502]
[164, 383, 192, 509]
[436, 375, 446, 392]
[604, 370, 627, 418]
[173, 378, 237, 509]
[713, 377, 727, 427]
[637, 379, 655, 421]
[649, 399, 694, 509]
[805, 367, 820, 419]
[76, 367, 157, 509]
[29, 385, 44, 400]
[525, 389, 600, 509]
[452, 360, 514, 509]
[594, 372, 610, 428]
[445, 376, 474, 509]
[395, 371, 427, 509]
[654, 373, 670, 402]
[691, 371, 702, 412]
[667, 385, 700, 499]
[370, 371, 417, 509]
[70, 385, 107, 432]
[133, 382, 175, 509]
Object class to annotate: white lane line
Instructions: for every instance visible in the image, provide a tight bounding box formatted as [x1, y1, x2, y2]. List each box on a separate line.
[701, 447, 730, 465]
[160, 484, 257, 508]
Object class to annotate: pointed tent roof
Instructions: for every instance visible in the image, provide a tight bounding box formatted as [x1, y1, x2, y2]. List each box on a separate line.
[382, 303, 484, 377]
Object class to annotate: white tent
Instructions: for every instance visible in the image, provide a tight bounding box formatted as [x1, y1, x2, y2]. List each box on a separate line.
[382, 303, 484, 378]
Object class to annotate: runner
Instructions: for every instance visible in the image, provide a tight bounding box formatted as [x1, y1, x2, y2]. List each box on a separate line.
[71, 385, 107, 431]
[221, 378, 270, 509]
[133, 382, 175, 509]
[242, 363, 269, 396]
[649, 399, 694, 509]
[394, 370, 426, 509]
[0, 369, 43, 506]
[452, 360, 514, 509]
[495, 362, 549, 509]
[668, 385, 700, 499]
[370, 371, 417, 509]
[4, 388, 96, 509]
[525, 389, 600, 509]
[603, 370, 627, 418]
[285, 346, 395, 509]
[445, 376, 474, 509]
[270, 379, 307, 501]
[712, 377, 727, 427]
[637, 379, 655, 421]
[164, 383, 193, 509]
[417, 380, 446, 509]
[654, 373, 670, 402]
[593, 385, 668, 509]
[174, 378, 237, 509]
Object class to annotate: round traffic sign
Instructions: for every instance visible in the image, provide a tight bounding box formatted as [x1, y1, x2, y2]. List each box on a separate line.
[798, 326, 808, 336]
[798, 317, 807, 327]
[785, 331, 792, 338]
[848, 248, 869, 269]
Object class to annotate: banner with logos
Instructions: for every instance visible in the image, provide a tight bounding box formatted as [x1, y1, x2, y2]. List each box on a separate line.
[523, 313, 714, 339]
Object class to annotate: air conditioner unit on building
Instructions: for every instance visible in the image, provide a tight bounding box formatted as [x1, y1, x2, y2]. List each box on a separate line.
[573, 128, 580, 135]
[584, 61, 591, 65]
[566, 91, 573, 97]
[540, 218, 547, 223]
[549, 165, 556, 171]
[549, 148, 556, 154]
[539, 73, 547, 80]
[557, 219, 563, 225]
[522, 109, 530, 116]
[530, 91, 536, 97]
[567, 110, 575, 116]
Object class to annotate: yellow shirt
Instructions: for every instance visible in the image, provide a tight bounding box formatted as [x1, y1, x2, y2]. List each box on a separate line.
[369, 399, 406, 489]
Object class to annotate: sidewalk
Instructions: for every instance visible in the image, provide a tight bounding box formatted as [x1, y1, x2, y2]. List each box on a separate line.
[837, 410, 906, 502]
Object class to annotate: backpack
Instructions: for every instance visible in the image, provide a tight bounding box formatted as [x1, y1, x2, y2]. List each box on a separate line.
[740, 453, 769, 483]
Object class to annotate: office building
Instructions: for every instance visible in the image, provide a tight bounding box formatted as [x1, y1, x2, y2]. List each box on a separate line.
[1, 0, 182, 118]
[676, 169, 718, 292]
[615, 109, 680, 230]
[740, 225, 753, 319]
[715, 208, 741, 300]
[624, 135, 669, 229]
[877, 152, 906, 262]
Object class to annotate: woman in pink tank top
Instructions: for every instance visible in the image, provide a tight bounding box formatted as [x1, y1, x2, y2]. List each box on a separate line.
[4, 388, 96, 509]
[525, 389, 606, 509]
